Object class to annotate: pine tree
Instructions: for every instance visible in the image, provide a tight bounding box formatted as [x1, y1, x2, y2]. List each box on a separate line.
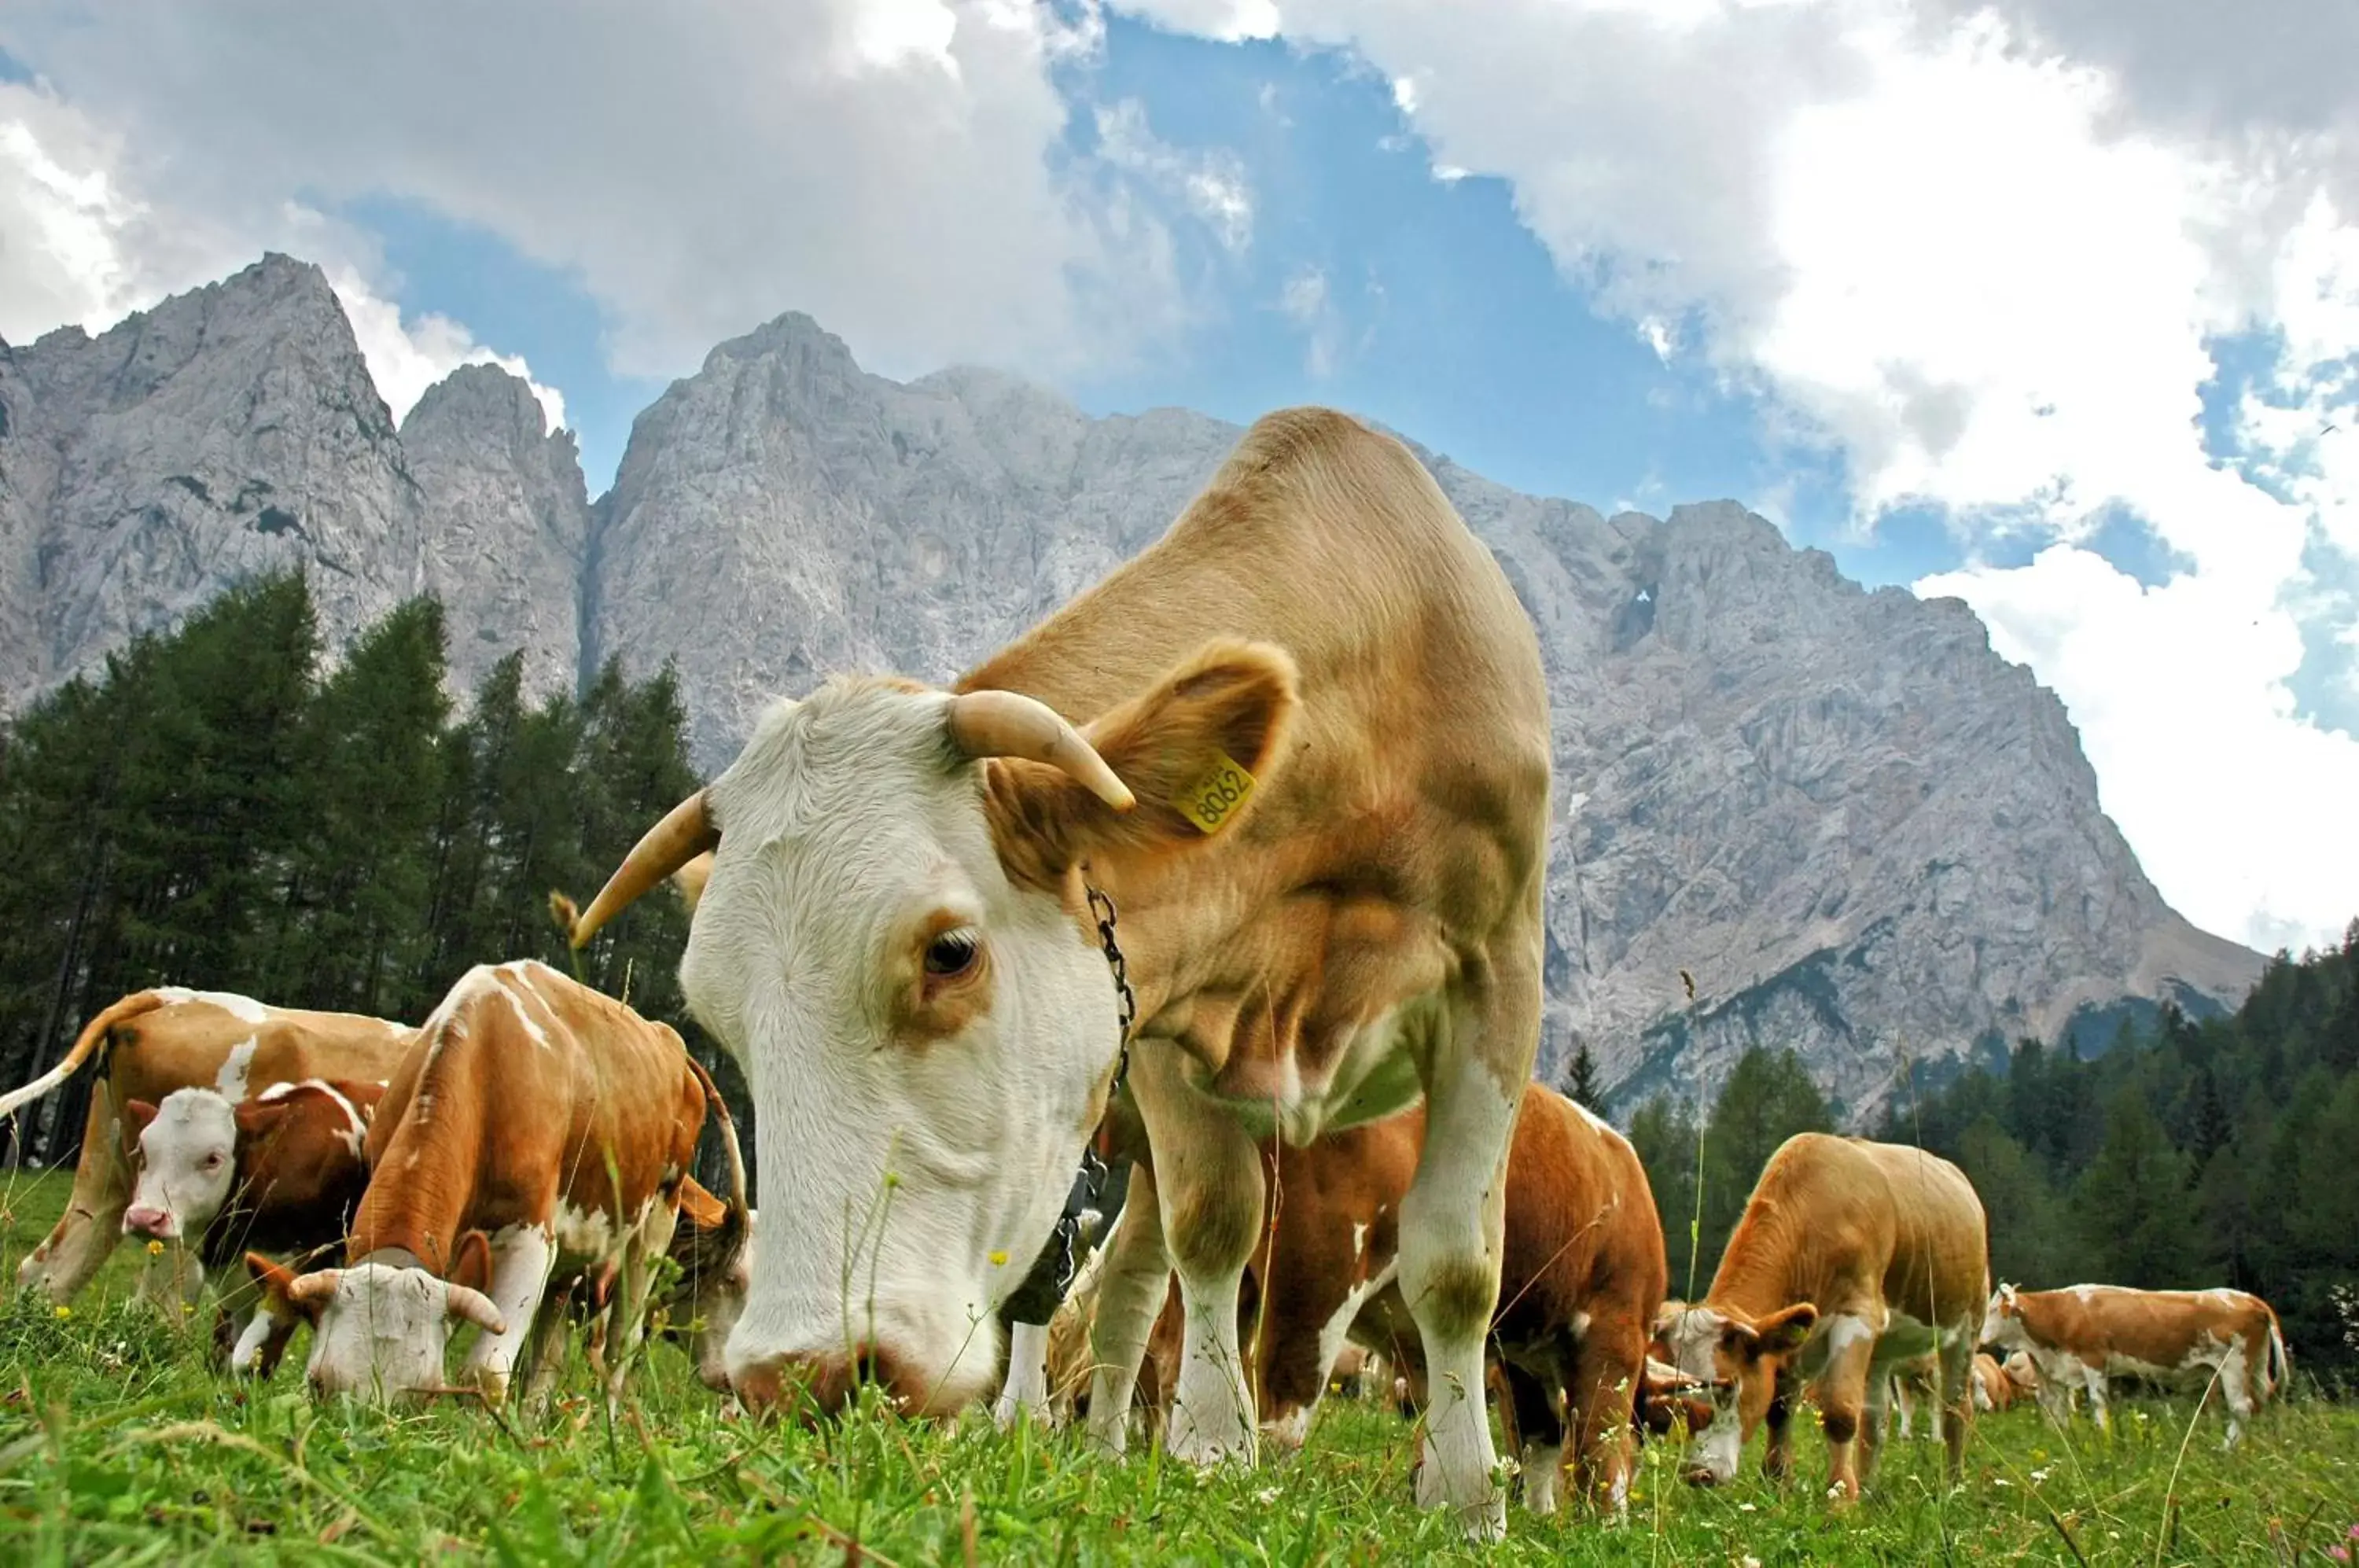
[1698, 1046, 1831, 1269]
[1628, 1094, 1703, 1297]
[1565, 1043, 1604, 1111]
[2077, 1083, 2195, 1288]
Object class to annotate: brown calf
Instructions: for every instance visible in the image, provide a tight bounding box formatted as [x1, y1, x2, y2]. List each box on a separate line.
[1969, 1352, 2015, 1413]
[263, 961, 743, 1405]
[1658, 1133, 1989, 1501]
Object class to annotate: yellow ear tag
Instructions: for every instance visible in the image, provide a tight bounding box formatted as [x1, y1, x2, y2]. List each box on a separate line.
[1176, 752, 1257, 835]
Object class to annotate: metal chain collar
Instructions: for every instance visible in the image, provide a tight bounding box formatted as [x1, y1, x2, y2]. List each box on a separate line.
[999, 882, 1139, 1327]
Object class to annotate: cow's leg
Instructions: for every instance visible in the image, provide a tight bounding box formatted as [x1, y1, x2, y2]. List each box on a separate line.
[2216, 1344, 2254, 1450]
[2081, 1365, 2111, 1435]
[1812, 1327, 1879, 1502]
[1569, 1321, 1644, 1518]
[1401, 977, 1533, 1540]
[1938, 1328, 1975, 1481]
[20, 1088, 132, 1302]
[1128, 1046, 1264, 1470]
[602, 1201, 679, 1402]
[466, 1223, 556, 1407]
[1858, 1366, 1892, 1490]
[1083, 1165, 1172, 1456]
[1762, 1363, 1801, 1483]
[995, 1320, 1053, 1430]
[1501, 1360, 1566, 1515]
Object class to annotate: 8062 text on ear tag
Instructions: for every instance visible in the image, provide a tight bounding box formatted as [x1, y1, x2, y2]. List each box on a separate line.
[1176, 752, 1257, 834]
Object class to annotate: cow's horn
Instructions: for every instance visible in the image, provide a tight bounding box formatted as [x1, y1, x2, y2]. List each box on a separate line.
[569, 791, 719, 948]
[946, 690, 1135, 812]
[287, 1269, 343, 1305]
[443, 1283, 507, 1334]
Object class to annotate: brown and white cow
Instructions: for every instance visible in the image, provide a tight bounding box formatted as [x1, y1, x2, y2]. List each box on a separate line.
[1980, 1283, 2287, 1447]
[2, 988, 411, 1304]
[265, 961, 744, 1406]
[168, 1078, 387, 1375]
[2002, 1348, 2043, 1401]
[568, 407, 1552, 1535]
[1969, 1352, 2015, 1413]
[1214, 1084, 1665, 1515]
[1657, 1133, 1989, 1501]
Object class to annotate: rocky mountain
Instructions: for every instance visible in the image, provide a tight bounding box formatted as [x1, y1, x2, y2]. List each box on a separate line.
[0, 254, 587, 705]
[0, 257, 2266, 1120]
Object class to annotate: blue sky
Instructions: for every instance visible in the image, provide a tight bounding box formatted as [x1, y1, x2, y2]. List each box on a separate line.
[2, 0, 2357, 953]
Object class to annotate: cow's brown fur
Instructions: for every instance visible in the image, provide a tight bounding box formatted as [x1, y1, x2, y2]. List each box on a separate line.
[210, 1079, 385, 1375]
[8, 990, 410, 1303]
[324, 962, 712, 1401]
[1970, 1352, 2015, 1412]
[1231, 1085, 1665, 1512]
[1667, 1133, 1989, 1501]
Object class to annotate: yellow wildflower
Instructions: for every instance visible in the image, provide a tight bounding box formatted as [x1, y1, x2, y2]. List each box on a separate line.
[147, 1239, 165, 1257]
[989, 1250, 1010, 1267]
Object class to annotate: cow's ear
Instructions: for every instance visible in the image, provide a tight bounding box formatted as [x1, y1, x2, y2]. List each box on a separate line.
[234, 1098, 293, 1137]
[245, 1250, 324, 1323]
[981, 640, 1298, 889]
[326, 1078, 388, 1121]
[126, 1099, 160, 1136]
[1752, 1303, 1818, 1356]
[451, 1229, 494, 1296]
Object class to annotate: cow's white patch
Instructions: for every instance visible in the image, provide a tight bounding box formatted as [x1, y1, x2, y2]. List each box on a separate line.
[501, 987, 552, 1051]
[994, 1320, 1053, 1429]
[1284, 1257, 1397, 1448]
[553, 1199, 616, 1260]
[154, 988, 271, 1025]
[1264, 1403, 1312, 1452]
[213, 1040, 259, 1100]
[230, 1306, 276, 1373]
[1351, 1222, 1368, 1258]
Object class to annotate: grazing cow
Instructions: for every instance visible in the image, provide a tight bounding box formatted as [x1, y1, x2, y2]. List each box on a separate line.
[1657, 1134, 1989, 1501]
[263, 961, 745, 1405]
[2002, 1349, 2043, 1400]
[567, 407, 1552, 1534]
[1222, 1084, 1664, 1515]
[1969, 1352, 2015, 1413]
[2, 988, 410, 1303]
[119, 1077, 385, 1374]
[576, 1180, 759, 1393]
[1979, 1283, 2287, 1447]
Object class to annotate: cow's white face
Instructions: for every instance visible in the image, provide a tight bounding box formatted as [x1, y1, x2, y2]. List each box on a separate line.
[1980, 1286, 2026, 1351]
[124, 1088, 237, 1241]
[684, 685, 1125, 1414]
[1658, 1301, 1817, 1485]
[654, 649, 1295, 1418]
[301, 1261, 503, 1401]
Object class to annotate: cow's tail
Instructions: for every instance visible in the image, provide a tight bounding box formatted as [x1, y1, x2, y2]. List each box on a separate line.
[547, 889, 587, 948]
[2262, 1305, 2290, 1399]
[0, 990, 175, 1124]
[668, 1051, 750, 1293]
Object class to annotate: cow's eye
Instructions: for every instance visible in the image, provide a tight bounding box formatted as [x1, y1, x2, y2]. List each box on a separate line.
[203, 1153, 224, 1169]
[924, 928, 981, 978]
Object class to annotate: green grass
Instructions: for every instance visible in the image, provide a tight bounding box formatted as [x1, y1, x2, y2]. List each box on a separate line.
[2, 1169, 2353, 1565]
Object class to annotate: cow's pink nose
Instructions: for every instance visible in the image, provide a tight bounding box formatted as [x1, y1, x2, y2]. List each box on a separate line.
[122, 1205, 173, 1238]
[734, 1345, 944, 1422]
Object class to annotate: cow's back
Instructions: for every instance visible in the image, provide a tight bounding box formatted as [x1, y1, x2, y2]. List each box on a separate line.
[112, 995, 410, 1109]
[362, 963, 702, 1250]
[1726, 1135, 1986, 1327]
[1492, 1088, 1666, 1349]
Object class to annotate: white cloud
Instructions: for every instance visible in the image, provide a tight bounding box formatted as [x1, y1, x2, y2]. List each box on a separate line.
[1094, 98, 1255, 254]
[1278, 263, 1340, 377]
[1119, 0, 2359, 950]
[0, 76, 568, 436]
[328, 271, 568, 432]
[0, 2, 1227, 386]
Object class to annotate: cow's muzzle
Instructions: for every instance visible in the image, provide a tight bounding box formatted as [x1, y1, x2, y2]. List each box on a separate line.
[733, 1344, 953, 1423]
[121, 1205, 176, 1240]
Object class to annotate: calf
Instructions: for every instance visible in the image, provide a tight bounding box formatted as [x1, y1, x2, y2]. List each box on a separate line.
[120, 1078, 383, 1373]
[1139, 1084, 1665, 1515]
[1658, 1133, 1989, 1501]
[1969, 1352, 2015, 1413]
[2, 988, 410, 1303]
[1980, 1283, 2286, 1447]
[265, 961, 742, 1405]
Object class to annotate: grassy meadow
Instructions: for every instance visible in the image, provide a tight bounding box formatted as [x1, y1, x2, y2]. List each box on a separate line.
[1, 1170, 2353, 1566]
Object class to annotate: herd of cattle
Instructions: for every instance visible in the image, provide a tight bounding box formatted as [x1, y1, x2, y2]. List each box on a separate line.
[0, 407, 2300, 1539]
